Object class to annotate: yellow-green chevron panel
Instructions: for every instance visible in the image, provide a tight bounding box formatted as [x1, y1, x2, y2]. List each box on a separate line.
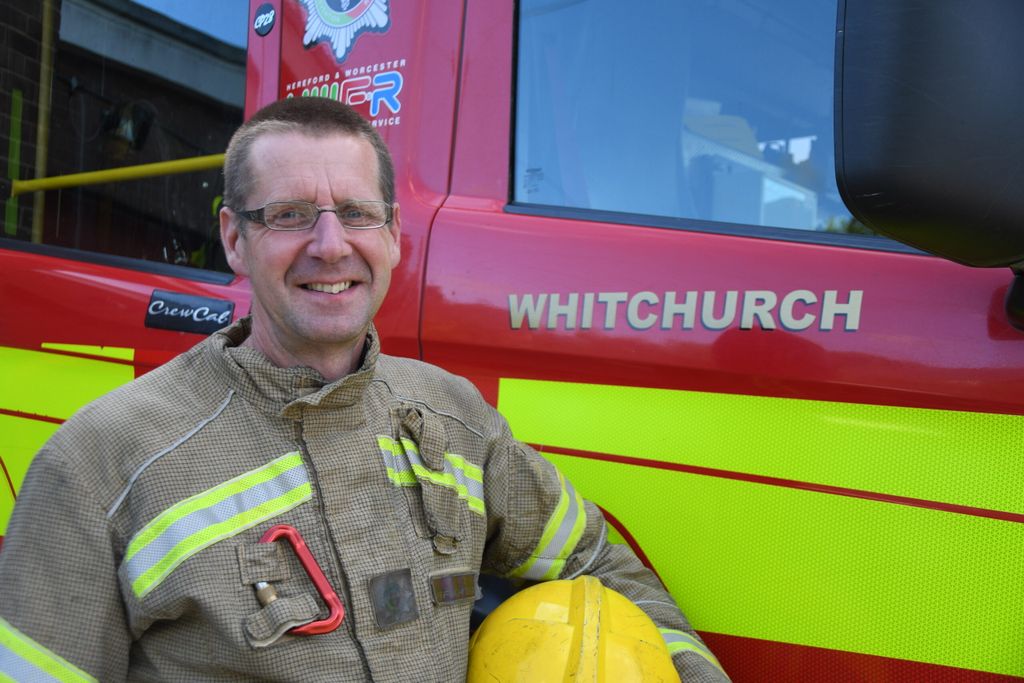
[0, 345, 135, 537]
[0, 346, 134, 420]
[497, 378, 1024, 677]
[497, 378, 1024, 514]
[545, 451, 1023, 677]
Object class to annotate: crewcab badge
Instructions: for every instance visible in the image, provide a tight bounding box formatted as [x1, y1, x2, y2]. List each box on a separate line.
[145, 289, 234, 335]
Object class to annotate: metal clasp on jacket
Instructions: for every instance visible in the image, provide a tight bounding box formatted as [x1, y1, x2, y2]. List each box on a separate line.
[256, 524, 345, 635]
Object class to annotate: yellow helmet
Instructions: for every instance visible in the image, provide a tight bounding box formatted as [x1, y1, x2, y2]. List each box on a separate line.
[467, 575, 680, 683]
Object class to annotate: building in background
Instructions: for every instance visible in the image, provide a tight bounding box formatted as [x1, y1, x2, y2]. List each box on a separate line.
[0, 0, 246, 271]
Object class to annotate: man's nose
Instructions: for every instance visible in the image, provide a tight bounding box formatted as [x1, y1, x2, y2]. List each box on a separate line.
[305, 210, 355, 261]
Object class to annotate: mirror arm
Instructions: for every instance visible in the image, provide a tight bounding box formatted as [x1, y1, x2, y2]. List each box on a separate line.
[1004, 266, 1024, 331]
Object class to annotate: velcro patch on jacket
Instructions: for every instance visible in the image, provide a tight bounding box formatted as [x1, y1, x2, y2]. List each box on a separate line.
[376, 435, 485, 516]
[368, 568, 419, 630]
[429, 571, 480, 605]
[120, 452, 312, 599]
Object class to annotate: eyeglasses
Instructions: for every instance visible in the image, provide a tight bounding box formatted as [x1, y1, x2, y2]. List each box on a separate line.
[234, 200, 393, 231]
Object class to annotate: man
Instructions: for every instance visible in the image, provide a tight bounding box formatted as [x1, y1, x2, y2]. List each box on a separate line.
[0, 97, 729, 681]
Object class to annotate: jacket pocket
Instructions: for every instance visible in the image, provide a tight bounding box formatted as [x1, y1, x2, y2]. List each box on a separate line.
[379, 405, 483, 555]
[237, 539, 330, 648]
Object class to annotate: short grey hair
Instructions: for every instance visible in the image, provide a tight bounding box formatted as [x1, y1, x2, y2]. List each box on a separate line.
[222, 97, 395, 213]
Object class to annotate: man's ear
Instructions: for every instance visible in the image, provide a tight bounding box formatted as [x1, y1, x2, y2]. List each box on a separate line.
[220, 207, 248, 276]
[387, 202, 402, 268]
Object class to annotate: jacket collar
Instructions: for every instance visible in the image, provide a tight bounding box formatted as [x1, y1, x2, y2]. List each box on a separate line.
[206, 316, 379, 419]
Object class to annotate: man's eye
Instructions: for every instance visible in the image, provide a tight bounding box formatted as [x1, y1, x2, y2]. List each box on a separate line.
[267, 205, 310, 224]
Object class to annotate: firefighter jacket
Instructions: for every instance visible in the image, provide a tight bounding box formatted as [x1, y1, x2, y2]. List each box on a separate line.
[0, 318, 729, 682]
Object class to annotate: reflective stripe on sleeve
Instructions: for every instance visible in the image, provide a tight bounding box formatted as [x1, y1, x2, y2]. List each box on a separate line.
[121, 452, 312, 598]
[0, 616, 97, 683]
[660, 628, 725, 673]
[506, 467, 587, 581]
[376, 436, 485, 516]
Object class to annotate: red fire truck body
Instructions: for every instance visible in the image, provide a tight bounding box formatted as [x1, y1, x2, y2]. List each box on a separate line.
[1, 1, 1022, 680]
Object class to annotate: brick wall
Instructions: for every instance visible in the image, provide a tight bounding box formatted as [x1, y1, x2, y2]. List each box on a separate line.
[0, 0, 62, 239]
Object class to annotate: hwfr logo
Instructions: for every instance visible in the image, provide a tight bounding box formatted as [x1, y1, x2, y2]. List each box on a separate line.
[295, 70, 403, 119]
[343, 72, 401, 117]
[297, 0, 391, 64]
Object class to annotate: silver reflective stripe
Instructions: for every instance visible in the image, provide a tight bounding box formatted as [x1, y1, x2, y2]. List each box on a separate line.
[443, 452, 485, 515]
[376, 436, 485, 515]
[507, 468, 587, 581]
[660, 628, 724, 673]
[121, 452, 311, 598]
[0, 617, 97, 682]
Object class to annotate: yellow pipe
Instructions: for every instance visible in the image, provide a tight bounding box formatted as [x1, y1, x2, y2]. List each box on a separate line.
[11, 154, 225, 197]
[31, 0, 56, 243]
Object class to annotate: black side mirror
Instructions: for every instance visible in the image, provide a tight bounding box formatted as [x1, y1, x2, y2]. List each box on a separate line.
[835, 0, 1024, 269]
[835, 0, 1024, 328]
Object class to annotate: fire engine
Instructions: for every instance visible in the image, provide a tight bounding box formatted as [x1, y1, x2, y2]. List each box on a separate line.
[1, 0, 1022, 680]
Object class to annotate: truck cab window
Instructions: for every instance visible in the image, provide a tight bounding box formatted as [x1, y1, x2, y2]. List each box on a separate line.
[2, 0, 248, 271]
[514, 0, 868, 236]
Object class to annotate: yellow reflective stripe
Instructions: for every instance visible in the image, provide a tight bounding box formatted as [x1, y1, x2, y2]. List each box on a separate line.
[660, 629, 724, 673]
[377, 435, 418, 486]
[389, 468, 418, 486]
[443, 453, 485, 515]
[0, 617, 97, 682]
[39, 343, 134, 361]
[0, 346, 133, 420]
[507, 468, 587, 580]
[444, 452, 483, 484]
[122, 453, 311, 598]
[377, 436, 485, 515]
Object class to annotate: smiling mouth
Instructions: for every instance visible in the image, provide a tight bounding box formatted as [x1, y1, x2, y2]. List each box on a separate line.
[303, 282, 353, 294]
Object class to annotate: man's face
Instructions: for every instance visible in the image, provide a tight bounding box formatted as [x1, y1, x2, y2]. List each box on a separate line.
[220, 131, 401, 367]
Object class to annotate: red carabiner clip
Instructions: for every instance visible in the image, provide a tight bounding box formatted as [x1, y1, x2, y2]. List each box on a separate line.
[258, 524, 345, 635]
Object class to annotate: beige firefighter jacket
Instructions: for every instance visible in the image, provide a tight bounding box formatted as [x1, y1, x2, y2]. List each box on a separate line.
[0, 318, 729, 682]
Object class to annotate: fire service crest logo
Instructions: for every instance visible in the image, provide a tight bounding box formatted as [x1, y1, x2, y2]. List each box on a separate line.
[298, 0, 390, 64]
